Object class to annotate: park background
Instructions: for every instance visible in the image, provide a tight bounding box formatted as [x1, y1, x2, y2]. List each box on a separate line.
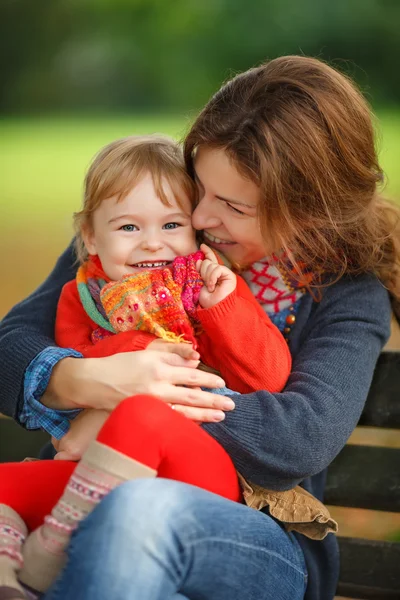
[0, 0, 399, 546]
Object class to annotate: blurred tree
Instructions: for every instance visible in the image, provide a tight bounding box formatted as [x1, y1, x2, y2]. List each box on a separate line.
[0, 0, 399, 114]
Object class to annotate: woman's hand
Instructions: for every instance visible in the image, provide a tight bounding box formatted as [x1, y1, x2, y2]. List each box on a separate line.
[147, 338, 200, 361]
[43, 349, 234, 423]
[52, 408, 109, 461]
[197, 244, 237, 309]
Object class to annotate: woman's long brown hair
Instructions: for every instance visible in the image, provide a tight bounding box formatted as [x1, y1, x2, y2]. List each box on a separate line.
[184, 56, 400, 320]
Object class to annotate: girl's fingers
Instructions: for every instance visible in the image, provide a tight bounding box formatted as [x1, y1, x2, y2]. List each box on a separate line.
[200, 244, 218, 263]
[200, 260, 221, 291]
[203, 264, 223, 292]
[200, 259, 211, 281]
[208, 265, 223, 290]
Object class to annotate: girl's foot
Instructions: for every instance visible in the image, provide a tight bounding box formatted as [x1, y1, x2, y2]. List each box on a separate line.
[18, 441, 155, 593]
[0, 505, 28, 599]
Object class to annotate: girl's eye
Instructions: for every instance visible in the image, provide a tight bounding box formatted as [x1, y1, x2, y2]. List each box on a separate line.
[226, 203, 245, 216]
[163, 222, 180, 230]
[120, 224, 138, 232]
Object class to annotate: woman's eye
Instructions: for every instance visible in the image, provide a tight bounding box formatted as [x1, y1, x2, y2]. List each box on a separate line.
[163, 222, 180, 230]
[226, 203, 245, 216]
[120, 224, 138, 232]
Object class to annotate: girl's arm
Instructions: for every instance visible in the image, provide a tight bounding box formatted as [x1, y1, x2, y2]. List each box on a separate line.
[196, 244, 291, 394]
[197, 274, 292, 394]
[201, 273, 391, 491]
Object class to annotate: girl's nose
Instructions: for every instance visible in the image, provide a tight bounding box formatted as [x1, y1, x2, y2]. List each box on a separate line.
[141, 236, 164, 252]
[191, 197, 221, 231]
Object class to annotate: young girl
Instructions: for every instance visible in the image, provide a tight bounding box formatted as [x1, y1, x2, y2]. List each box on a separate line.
[0, 135, 335, 599]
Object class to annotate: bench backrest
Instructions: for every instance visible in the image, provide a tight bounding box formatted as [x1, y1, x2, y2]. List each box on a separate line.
[325, 351, 400, 599]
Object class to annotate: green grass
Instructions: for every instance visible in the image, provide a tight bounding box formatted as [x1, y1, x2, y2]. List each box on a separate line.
[0, 111, 399, 230]
[0, 115, 189, 228]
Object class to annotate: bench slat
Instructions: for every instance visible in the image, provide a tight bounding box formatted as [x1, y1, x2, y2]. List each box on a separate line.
[0, 419, 49, 462]
[337, 537, 400, 599]
[362, 351, 400, 429]
[325, 444, 400, 512]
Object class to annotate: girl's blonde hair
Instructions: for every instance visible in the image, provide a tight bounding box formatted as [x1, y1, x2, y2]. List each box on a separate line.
[75, 135, 196, 262]
[184, 55, 400, 319]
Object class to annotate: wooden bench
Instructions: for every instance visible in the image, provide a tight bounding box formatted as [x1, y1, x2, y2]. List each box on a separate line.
[325, 350, 400, 599]
[1, 350, 399, 598]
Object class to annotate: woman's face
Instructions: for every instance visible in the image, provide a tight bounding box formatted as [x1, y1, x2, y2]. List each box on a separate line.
[192, 147, 267, 267]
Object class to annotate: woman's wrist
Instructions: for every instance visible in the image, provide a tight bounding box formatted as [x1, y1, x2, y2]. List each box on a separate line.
[41, 357, 89, 410]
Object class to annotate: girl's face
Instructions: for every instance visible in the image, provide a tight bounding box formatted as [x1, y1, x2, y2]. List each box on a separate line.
[192, 147, 267, 267]
[83, 172, 197, 281]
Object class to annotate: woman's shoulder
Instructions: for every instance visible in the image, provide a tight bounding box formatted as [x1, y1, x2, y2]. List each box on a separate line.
[290, 272, 392, 364]
[307, 271, 392, 338]
[318, 272, 391, 312]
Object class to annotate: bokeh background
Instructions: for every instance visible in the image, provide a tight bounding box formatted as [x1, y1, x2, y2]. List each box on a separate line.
[1, 0, 399, 544]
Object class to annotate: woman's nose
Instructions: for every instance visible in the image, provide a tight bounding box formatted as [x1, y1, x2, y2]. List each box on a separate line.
[191, 197, 221, 231]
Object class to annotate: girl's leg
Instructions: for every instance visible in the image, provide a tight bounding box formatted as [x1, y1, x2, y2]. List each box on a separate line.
[96, 394, 241, 500]
[44, 479, 308, 600]
[0, 461, 75, 599]
[20, 395, 240, 594]
[0, 461, 76, 532]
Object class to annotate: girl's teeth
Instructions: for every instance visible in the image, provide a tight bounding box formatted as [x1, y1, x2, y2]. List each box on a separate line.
[135, 261, 169, 268]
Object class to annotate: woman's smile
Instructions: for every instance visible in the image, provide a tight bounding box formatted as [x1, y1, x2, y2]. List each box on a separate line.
[203, 231, 236, 246]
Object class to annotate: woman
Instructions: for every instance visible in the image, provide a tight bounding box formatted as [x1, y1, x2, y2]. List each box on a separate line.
[1, 56, 398, 600]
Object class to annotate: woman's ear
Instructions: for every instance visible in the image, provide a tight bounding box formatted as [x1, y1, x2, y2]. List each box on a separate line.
[81, 223, 97, 256]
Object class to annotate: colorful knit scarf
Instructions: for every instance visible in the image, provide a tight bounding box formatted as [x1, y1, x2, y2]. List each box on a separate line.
[76, 252, 204, 347]
[241, 258, 314, 332]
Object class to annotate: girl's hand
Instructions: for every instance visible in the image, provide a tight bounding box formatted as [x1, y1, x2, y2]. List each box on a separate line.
[197, 244, 237, 309]
[44, 349, 234, 423]
[52, 409, 109, 461]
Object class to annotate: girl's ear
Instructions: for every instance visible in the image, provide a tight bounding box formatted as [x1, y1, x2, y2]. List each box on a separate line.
[81, 222, 97, 256]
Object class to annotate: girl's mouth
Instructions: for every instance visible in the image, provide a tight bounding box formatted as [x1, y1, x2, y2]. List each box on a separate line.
[129, 261, 172, 269]
[203, 231, 236, 246]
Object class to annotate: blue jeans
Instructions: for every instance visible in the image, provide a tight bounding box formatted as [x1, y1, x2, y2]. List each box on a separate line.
[44, 479, 307, 600]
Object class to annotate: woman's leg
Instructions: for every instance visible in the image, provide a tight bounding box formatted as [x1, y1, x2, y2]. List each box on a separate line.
[44, 479, 308, 600]
[19, 395, 240, 594]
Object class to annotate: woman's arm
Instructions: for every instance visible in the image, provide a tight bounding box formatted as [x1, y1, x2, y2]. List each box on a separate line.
[0, 239, 234, 426]
[0, 242, 77, 419]
[201, 273, 392, 491]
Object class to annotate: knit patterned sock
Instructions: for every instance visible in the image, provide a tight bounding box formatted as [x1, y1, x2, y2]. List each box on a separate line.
[18, 441, 156, 594]
[0, 504, 28, 599]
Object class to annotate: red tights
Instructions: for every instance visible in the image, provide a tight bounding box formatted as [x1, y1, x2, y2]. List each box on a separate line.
[0, 395, 241, 531]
